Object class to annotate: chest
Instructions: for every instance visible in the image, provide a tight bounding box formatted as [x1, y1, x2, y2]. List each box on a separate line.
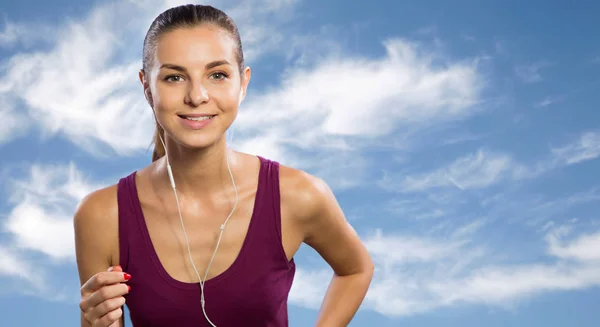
[141, 187, 258, 283]
[125, 258, 296, 327]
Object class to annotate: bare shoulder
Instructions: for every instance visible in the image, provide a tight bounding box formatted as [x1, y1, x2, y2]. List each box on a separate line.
[278, 163, 372, 275]
[74, 183, 119, 236]
[278, 164, 347, 244]
[278, 164, 332, 226]
[73, 183, 120, 283]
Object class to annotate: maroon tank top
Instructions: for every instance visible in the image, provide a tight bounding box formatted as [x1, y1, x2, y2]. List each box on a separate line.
[117, 156, 296, 326]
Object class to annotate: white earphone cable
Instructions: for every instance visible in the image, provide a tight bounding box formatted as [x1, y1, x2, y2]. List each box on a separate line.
[157, 127, 238, 327]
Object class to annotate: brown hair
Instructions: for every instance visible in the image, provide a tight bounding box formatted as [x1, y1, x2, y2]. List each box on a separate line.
[143, 4, 245, 161]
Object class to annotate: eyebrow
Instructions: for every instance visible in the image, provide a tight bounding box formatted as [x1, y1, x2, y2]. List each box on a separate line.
[159, 60, 231, 72]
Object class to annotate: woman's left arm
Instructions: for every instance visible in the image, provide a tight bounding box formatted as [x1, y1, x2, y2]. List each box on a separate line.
[295, 174, 375, 327]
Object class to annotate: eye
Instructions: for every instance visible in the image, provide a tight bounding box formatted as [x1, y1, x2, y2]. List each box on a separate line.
[210, 72, 228, 80]
[165, 75, 184, 82]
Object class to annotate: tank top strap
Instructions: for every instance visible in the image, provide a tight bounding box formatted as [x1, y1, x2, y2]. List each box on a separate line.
[246, 156, 292, 268]
[117, 171, 147, 272]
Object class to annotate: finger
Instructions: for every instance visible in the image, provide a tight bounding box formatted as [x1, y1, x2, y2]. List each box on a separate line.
[85, 283, 130, 311]
[107, 265, 123, 273]
[90, 295, 126, 324]
[95, 306, 124, 327]
[81, 271, 131, 295]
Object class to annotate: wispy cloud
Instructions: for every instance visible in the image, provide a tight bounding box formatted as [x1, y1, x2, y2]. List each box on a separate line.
[477, 184, 600, 230]
[460, 32, 476, 42]
[0, 95, 29, 144]
[534, 95, 565, 108]
[0, 0, 300, 156]
[0, 1, 154, 155]
[0, 21, 22, 47]
[390, 149, 515, 192]
[235, 39, 483, 185]
[3, 163, 101, 260]
[547, 226, 600, 262]
[0, 20, 59, 49]
[0, 246, 44, 290]
[515, 61, 553, 83]
[289, 268, 333, 309]
[1, 0, 485, 192]
[383, 130, 600, 194]
[0, 162, 109, 299]
[552, 131, 600, 165]
[290, 223, 600, 317]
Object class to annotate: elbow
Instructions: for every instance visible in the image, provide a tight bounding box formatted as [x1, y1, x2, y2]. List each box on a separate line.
[349, 258, 375, 280]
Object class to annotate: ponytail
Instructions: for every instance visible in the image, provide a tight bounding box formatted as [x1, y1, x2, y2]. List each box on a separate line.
[152, 122, 166, 162]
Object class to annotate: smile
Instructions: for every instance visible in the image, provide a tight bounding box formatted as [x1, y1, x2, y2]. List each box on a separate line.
[180, 115, 215, 121]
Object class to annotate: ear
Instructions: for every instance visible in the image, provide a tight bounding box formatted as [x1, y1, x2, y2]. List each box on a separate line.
[239, 66, 251, 105]
[139, 69, 153, 106]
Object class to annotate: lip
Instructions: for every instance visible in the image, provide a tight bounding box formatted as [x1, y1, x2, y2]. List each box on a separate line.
[178, 115, 215, 130]
[177, 113, 217, 118]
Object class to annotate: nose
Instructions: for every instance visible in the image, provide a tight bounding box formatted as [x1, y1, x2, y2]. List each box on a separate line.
[184, 81, 209, 107]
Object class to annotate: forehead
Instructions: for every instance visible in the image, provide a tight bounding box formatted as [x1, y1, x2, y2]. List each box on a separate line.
[154, 25, 237, 67]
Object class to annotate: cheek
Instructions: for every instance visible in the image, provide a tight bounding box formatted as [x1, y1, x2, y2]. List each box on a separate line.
[210, 87, 241, 109]
[154, 86, 182, 106]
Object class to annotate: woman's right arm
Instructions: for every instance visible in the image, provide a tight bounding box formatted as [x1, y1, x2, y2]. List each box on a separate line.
[74, 186, 128, 327]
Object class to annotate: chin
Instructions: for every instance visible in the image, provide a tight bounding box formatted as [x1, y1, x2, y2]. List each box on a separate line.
[178, 132, 227, 150]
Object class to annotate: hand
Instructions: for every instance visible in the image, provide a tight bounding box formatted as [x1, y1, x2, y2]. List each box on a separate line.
[80, 265, 131, 327]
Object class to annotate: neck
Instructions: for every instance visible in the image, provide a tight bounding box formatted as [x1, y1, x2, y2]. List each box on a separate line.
[157, 137, 236, 199]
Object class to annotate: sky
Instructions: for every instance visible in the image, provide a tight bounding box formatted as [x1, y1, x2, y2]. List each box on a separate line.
[0, 0, 599, 326]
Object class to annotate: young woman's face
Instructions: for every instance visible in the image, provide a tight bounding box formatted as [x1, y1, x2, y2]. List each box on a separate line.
[143, 25, 250, 150]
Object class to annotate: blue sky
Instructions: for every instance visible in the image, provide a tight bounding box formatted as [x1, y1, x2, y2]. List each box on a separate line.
[1, 0, 599, 326]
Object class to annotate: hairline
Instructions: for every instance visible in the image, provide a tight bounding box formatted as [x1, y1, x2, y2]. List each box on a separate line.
[143, 23, 244, 77]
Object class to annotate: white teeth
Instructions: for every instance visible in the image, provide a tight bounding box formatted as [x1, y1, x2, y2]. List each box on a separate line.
[185, 116, 213, 121]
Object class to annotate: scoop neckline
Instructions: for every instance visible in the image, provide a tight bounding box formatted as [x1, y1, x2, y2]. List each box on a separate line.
[129, 155, 265, 291]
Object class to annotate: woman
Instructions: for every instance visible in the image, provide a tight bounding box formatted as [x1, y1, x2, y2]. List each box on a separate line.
[75, 4, 373, 327]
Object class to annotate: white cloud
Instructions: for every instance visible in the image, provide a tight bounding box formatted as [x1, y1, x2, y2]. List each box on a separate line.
[367, 229, 467, 265]
[547, 227, 600, 262]
[0, 1, 155, 156]
[384, 132, 600, 193]
[289, 224, 600, 317]
[394, 149, 514, 192]
[2, 0, 484, 191]
[5, 203, 75, 260]
[0, 95, 29, 143]
[289, 268, 332, 309]
[238, 39, 481, 137]
[552, 131, 600, 165]
[0, 162, 107, 297]
[0, 246, 44, 288]
[428, 262, 600, 309]
[0, 0, 300, 156]
[234, 39, 483, 185]
[478, 186, 600, 229]
[3, 163, 101, 260]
